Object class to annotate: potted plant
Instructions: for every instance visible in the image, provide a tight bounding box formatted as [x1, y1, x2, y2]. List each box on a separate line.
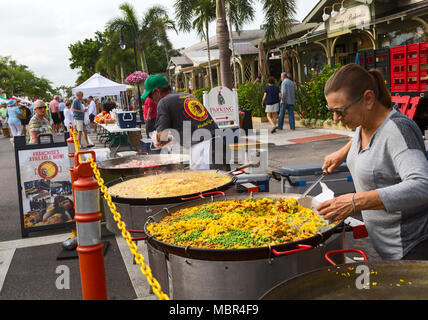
[239, 110, 245, 128]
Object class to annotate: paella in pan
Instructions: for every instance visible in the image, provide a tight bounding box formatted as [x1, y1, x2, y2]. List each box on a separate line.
[146, 197, 329, 250]
[107, 170, 233, 199]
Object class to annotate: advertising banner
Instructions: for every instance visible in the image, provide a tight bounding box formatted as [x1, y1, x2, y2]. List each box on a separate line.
[15, 137, 74, 237]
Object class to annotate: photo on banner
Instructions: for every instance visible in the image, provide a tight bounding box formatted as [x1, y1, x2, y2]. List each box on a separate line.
[17, 146, 75, 234]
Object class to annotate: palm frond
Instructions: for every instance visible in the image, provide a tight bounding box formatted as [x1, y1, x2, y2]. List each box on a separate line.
[262, 0, 296, 41]
[227, 0, 255, 33]
[174, 0, 197, 32]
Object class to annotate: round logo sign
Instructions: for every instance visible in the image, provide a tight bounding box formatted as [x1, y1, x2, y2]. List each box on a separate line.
[184, 98, 208, 122]
[37, 161, 59, 180]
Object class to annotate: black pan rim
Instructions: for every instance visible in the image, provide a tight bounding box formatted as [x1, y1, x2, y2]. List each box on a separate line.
[104, 170, 237, 205]
[259, 260, 428, 300]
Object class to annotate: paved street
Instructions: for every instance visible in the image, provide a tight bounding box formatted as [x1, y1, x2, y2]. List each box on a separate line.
[0, 123, 380, 300]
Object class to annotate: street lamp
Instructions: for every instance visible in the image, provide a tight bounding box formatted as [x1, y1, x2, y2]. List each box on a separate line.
[119, 24, 143, 122]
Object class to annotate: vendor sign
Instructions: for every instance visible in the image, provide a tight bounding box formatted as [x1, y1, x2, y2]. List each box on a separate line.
[203, 86, 239, 129]
[14, 135, 74, 237]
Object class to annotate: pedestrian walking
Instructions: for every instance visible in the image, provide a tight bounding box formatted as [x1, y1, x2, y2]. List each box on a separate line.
[87, 96, 97, 131]
[5, 100, 23, 139]
[49, 96, 61, 134]
[278, 72, 296, 131]
[59, 99, 66, 132]
[63, 99, 75, 131]
[72, 91, 94, 148]
[18, 103, 32, 138]
[261, 76, 281, 134]
[0, 101, 10, 137]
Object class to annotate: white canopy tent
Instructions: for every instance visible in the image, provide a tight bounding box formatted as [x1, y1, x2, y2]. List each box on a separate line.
[72, 73, 127, 98]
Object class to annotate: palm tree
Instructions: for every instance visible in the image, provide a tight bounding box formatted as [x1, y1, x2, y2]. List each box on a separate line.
[107, 2, 147, 72]
[176, 0, 216, 87]
[216, 0, 296, 89]
[141, 5, 177, 72]
[175, 0, 255, 88]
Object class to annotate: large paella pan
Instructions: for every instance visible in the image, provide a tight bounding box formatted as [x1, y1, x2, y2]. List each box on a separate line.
[143, 193, 346, 261]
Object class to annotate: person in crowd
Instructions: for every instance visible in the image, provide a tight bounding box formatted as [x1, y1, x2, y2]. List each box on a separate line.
[130, 94, 136, 110]
[87, 96, 97, 131]
[49, 95, 61, 134]
[0, 101, 10, 138]
[261, 76, 281, 134]
[59, 98, 66, 132]
[18, 103, 32, 138]
[72, 91, 94, 148]
[103, 97, 116, 113]
[5, 100, 23, 139]
[278, 72, 296, 131]
[96, 98, 103, 115]
[317, 63, 428, 260]
[27, 100, 52, 144]
[63, 99, 75, 131]
[143, 96, 157, 138]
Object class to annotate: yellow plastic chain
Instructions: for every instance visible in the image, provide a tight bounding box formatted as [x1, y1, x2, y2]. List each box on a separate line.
[70, 127, 170, 300]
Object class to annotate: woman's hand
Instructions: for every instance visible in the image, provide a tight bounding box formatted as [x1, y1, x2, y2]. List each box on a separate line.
[322, 141, 352, 174]
[316, 193, 355, 221]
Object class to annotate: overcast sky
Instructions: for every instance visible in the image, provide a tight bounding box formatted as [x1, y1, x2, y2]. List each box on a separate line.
[0, 0, 319, 89]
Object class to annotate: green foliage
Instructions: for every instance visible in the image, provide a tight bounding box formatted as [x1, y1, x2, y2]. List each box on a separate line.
[295, 63, 341, 120]
[0, 56, 54, 100]
[237, 81, 266, 117]
[144, 43, 169, 74]
[68, 37, 103, 84]
[192, 86, 211, 102]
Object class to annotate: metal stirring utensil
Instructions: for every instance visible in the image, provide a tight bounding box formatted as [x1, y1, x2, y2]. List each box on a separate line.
[301, 170, 328, 198]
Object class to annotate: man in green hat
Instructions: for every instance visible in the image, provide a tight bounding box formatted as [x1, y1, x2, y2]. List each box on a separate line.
[141, 74, 230, 170]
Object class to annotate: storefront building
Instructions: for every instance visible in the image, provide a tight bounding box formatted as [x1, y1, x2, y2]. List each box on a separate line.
[168, 30, 264, 92]
[260, 0, 428, 84]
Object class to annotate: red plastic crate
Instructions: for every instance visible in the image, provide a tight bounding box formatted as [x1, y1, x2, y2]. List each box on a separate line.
[405, 97, 420, 119]
[390, 42, 428, 92]
[391, 95, 410, 114]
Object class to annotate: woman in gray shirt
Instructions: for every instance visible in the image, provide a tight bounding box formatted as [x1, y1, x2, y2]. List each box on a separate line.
[317, 63, 428, 260]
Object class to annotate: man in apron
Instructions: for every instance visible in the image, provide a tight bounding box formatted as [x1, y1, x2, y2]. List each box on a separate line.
[141, 75, 230, 171]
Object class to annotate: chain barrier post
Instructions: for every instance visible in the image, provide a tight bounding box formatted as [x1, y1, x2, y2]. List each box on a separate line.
[88, 158, 170, 300]
[73, 150, 108, 300]
[67, 127, 77, 240]
[67, 126, 76, 194]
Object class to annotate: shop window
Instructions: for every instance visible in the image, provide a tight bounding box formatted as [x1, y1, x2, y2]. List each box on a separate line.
[381, 26, 425, 47]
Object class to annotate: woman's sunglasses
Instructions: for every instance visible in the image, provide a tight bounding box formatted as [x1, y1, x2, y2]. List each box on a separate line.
[326, 91, 366, 117]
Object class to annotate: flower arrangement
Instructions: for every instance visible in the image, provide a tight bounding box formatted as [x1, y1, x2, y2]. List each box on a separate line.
[125, 71, 149, 84]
